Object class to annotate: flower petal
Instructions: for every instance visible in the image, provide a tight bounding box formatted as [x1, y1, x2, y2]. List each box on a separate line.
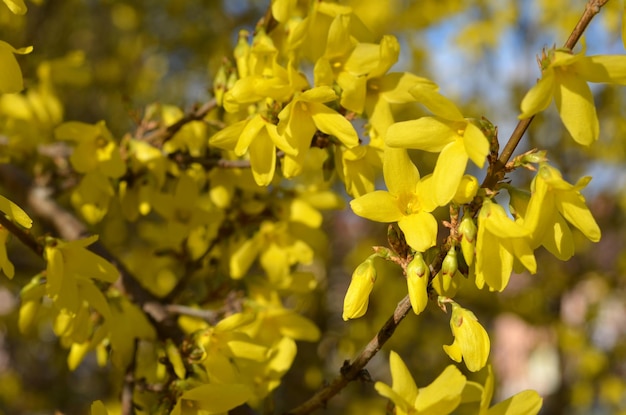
[554, 69, 598, 145]
[415, 365, 465, 413]
[576, 55, 626, 84]
[383, 148, 419, 196]
[556, 190, 601, 242]
[310, 102, 359, 148]
[463, 122, 489, 168]
[398, 211, 438, 252]
[248, 128, 276, 186]
[433, 140, 468, 206]
[386, 117, 455, 151]
[519, 70, 555, 119]
[350, 191, 403, 223]
[409, 84, 464, 121]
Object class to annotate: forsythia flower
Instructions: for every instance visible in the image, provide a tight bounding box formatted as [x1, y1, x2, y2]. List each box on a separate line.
[209, 114, 297, 186]
[375, 351, 466, 415]
[350, 148, 438, 252]
[519, 47, 626, 145]
[509, 164, 600, 261]
[443, 302, 490, 372]
[386, 102, 489, 205]
[475, 199, 536, 291]
[342, 257, 377, 320]
[277, 86, 359, 177]
[45, 235, 118, 313]
[314, 14, 400, 114]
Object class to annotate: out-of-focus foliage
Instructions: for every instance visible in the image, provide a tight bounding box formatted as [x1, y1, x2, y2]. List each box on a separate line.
[1, 1, 626, 415]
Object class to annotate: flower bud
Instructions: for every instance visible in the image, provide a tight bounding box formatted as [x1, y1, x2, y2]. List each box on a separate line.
[453, 175, 479, 205]
[342, 258, 377, 321]
[459, 215, 477, 266]
[406, 253, 429, 315]
[432, 247, 462, 297]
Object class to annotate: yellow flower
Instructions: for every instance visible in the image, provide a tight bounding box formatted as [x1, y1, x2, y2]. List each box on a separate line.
[350, 148, 438, 252]
[375, 351, 466, 415]
[45, 235, 118, 313]
[314, 14, 401, 114]
[342, 257, 377, 320]
[475, 199, 536, 292]
[443, 302, 490, 372]
[386, 113, 489, 206]
[277, 86, 359, 177]
[509, 163, 600, 261]
[519, 47, 626, 145]
[55, 121, 126, 178]
[210, 114, 297, 186]
[334, 143, 382, 198]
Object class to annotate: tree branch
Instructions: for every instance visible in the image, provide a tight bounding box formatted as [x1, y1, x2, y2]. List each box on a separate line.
[141, 99, 217, 147]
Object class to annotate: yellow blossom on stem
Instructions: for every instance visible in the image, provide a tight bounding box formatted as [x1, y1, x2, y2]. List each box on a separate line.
[209, 113, 297, 186]
[314, 13, 400, 114]
[509, 163, 600, 261]
[277, 86, 359, 177]
[350, 148, 438, 252]
[519, 47, 626, 145]
[443, 302, 490, 372]
[386, 109, 489, 206]
[475, 199, 536, 292]
[374, 351, 466, 415]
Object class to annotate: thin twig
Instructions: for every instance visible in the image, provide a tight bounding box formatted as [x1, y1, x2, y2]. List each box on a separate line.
[141, 99, 217, 147]
[0, 214, 43, 257]
[121, 339, 139, 415]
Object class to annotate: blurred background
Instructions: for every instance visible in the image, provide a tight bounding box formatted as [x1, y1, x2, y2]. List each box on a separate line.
[1, 0, 626, 414]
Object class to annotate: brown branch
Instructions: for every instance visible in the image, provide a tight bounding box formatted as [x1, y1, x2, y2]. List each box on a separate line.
[141, 99, 217, 147]
[482, 0, 609, 190]
[0, 213, 43, 257]
[121, 339, 139, 415]
[284, 295, 412, 415]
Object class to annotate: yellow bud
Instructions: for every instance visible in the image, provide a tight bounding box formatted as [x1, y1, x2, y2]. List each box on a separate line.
[406, 253, 429, 315]
[459, 215, 477, 266]
[432, 247, 461, 297]
[234, 29, 250, 78]
[342, 258, 377, 321]
[453, 175, 479, 204]
[442, 247, 458, 277]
